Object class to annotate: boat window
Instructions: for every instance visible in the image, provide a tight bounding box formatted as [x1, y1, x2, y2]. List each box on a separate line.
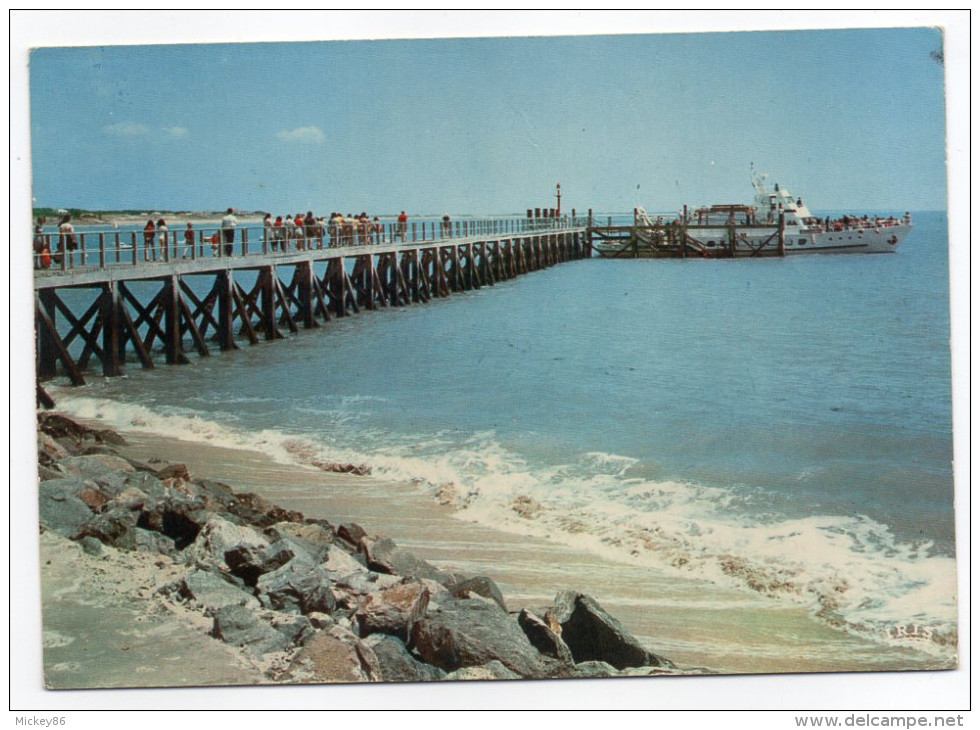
[799, 239, 806, 245]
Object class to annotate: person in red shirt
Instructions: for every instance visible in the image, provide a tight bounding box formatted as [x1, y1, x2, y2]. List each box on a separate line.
[397, 211, 408, 242]
[294, 213, 305, 250]
[182, 222, 195, 258]
[143, 219, 156, 261]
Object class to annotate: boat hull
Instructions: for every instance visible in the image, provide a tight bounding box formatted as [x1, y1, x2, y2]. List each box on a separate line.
[686, 223, 910, 256]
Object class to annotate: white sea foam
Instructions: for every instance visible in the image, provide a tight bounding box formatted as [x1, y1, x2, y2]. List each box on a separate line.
[50, 392, 957, 661]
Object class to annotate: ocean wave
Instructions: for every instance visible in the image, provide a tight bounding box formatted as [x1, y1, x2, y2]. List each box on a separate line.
[49, 392, 957, 661]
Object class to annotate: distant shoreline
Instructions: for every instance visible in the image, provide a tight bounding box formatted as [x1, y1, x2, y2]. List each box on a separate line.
[37, 212, 268, 227]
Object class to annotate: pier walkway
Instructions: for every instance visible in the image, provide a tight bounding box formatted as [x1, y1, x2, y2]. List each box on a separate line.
[34, 215, 589, 405]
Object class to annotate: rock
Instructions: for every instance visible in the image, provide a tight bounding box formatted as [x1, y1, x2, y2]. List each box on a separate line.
[448, 575, 507, 611]
[311, 460, 371, 476]
[332, 571, 403, 613]
[547, 591, 672, 670]
[178, 569, 260, 612]
[267, 521, 335, 549]
[113, 486, 153, 511]
[565, 660, 622, 678]
[261, 529, 331, 567]
[73, 506, 142, 550]
[359, 536, 445, 582]
[444, 660, 522, 681]
[79, 535, 104, 556]
[308, 612, 335, 630]
[354, 580, 429, 642]
[38, 479, 96, 537]
[517, 609, 574, 665]
[138, 501, 205, 552]
[37, 413, 94, 445]
[186, 515, 270, 578]
[322, 545, 367, 578]
[154, 463, 191, 481]
[133, 527, 177, 554]
[37, 432, 70, 464]
[210, 604, 297, 656]
[268, 611, 315, 647]
[74, 485, 111, 511]
[256, 559, 337, 615]
[337, 523, 367, 549]
[229, 492, 304, 528]
[362, 634, 446, 682]
[37, 465, 63, 481]
[60, 454, 136, 480]
[410, 598, 549, 678]
[287, 626, 380, 683]
[80, 444, 120, 457]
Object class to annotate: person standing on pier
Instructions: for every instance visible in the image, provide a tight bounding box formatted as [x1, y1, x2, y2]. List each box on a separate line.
[220, 207, 237, 257]
[263, 214, 273, 250]
[272, 216, 284, 252]
[304, 211, 318, 249]
[182, 222, 195, 258]
[143, 219, 156, 261]
[295, 212, 306, 250]
[34, 218, 53, 269]
[156, 219, 169, 259]
[397, 211, 408, 241]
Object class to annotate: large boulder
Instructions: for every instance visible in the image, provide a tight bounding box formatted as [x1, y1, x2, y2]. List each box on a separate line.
[359, 536, 445, 582]
[59, 454, 136, 481]
[178, 569, 260, 612]
[547, 591, 672, 670]
[410, 598, 549, 678]
[38, 478, 96, 537]
[286, 626, 381, 683]
[37, 413, 125, 449]
[75, 505, 178, 554]
[354, 580, 429, 642]
[256, 559, 337, 615]
[36, 431, 70, 465]
[210, 604, 311, 656]
[322, 545, 368, 578]
[337, 523, 367, 550]
[448, 575, 507, 611]
[362, 634, 446, 682]
[517, 608, 574, 664]
[186, 515, 270, 578]
[227, 491, 304, 528]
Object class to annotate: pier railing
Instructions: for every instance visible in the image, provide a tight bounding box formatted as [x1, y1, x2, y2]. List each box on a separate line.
[32, 214, 591, 275]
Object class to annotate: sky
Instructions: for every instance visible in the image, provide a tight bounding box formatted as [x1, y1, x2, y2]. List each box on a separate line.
[26, 20, 949, 216]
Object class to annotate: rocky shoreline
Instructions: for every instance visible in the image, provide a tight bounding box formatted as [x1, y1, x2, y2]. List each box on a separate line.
[37, 413, 701, 686]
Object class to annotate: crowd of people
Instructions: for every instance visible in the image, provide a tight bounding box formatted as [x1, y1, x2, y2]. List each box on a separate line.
[32, 214, 76, 269]
[263, 210, 389, 252]
[33, 207, 466, 269]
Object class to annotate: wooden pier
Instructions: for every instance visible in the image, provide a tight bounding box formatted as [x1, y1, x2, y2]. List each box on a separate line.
[34, 215, 589, 406]
[586, 209, 788, 259]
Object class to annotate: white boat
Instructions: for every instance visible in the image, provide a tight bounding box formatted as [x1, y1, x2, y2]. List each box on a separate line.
[594, 170, 912, 258]
[683, 170, 912, 256]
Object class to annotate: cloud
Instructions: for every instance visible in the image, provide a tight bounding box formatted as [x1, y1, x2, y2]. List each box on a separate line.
[277, 125, 325, 144]
[162, 126, 189, 138]
[102, 121, 150, 137]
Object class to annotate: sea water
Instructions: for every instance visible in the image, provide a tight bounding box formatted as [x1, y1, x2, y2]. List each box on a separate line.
[47, 211, 956, 669]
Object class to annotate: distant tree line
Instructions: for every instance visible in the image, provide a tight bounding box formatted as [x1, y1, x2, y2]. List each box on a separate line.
[32, 207, 234, 220]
